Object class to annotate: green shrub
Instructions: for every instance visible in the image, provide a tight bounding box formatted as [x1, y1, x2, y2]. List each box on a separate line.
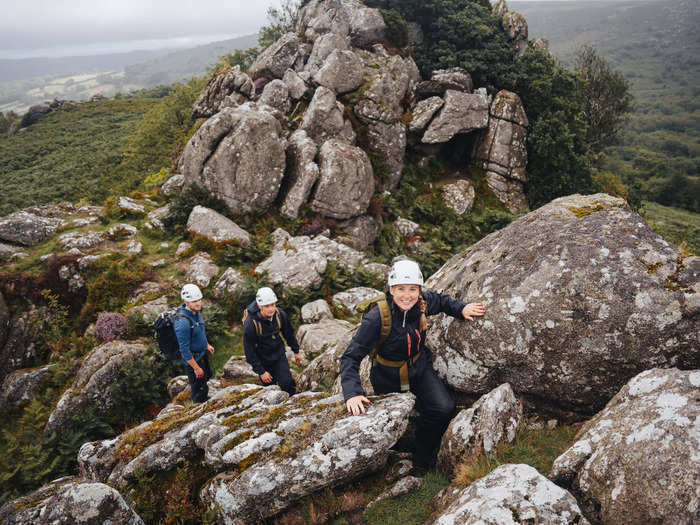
[380, 9, 409, 48]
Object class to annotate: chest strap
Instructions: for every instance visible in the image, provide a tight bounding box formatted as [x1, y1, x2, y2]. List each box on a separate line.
[375, 351, 421, 392]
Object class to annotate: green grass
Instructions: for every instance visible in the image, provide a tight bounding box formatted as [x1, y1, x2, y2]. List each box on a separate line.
[640, 200, 700, 254]
[0, 98, 158, 216]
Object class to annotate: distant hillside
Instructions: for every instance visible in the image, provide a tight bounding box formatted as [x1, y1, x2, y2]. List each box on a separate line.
[511, 0, 700, 212]
[0, 33, 258, 114]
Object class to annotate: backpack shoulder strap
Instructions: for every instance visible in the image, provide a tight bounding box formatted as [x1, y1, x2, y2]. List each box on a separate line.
[175, 312, 194, 347]
[358, 297, 390, 360]
[253, 319, 262, 337]
[275, 311, 282, 331]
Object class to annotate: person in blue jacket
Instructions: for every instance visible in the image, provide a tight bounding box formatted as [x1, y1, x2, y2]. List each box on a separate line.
[174, 283, 215, 403]
[243, 287, 302, 396]
[340, 259, 486, 469]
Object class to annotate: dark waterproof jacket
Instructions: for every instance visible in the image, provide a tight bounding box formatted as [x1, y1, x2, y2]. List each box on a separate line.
[243, 301, 300, 375]
[340, 289, 466, 400]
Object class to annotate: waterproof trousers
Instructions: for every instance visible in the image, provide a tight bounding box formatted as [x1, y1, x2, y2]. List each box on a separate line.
[261, 354, 296, 396]
[185, 353, 212, 403]
[371, 360, 455, 467]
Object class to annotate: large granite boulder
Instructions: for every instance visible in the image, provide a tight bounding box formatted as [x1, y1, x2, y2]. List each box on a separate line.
[0, 365, 51, 411]
[425, 193, 700, 412]
[415, 67, 473, 97]
[58, 230, 106, 251]
[303, 32, 350, 76]
[311, 139, 375, 219]
[437, 383, 522, 475]
[283, 69, 307, 100]
[255, 230, 368, 292]
[300, 86, 356, 145]
[279, 130, 320, 219]
[0, 305, 48, 383]
[182, 103, 286, 215]
[422, 90, 489, 144]
[297, 321, 355, 392]
[186, 205, 250, 245]
[221, 356, 257, 382]
[502, 11, 528, 57]
[259, 79, 291, 113]
[442, 179, 476, 215]
[249, 32, 301, 80]
[432, 464, 590, 525]
[192, 66, 254, 118]
[0, 477, 144, 525]
[44, 340, 147, 435]
[297, 0, 386, 49]
[332, 286, 382, 314]
[409, 96, 444, 133]
[366, 120, 407, 191]
[213, 267, 247, 300]
[185, 252, 220, 288]
[473, 89, 529, 213]
[0, 210, 65, 246]
[551, 368, 700, 525]
[337, 214, 381, 251]
[313, 49, 364, 94]
[301, 299, 334, 324]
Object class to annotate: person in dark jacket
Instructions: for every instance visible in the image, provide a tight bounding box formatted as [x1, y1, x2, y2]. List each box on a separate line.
[173, 283, 215, 403]
[340, 259, 486, 469]
[243, 287, 302, 396]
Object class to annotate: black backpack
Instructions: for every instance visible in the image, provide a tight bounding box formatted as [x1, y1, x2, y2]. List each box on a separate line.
[153, 308, 194, 360]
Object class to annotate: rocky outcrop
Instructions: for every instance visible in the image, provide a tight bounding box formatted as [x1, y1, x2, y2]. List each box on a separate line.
[313, 49, 364, 94]
[0, 365, 51, 411]
[332, 287, 382, 314]
[551, 368, 700, 525]
[310, 139, 375, 219]
[279, 130, 320, 219]
[296, 320, 355, 391]
[221, 356, 256, 382]
[282, 69, 307, 100]
[0, 306, 48, 383]
[303, 32, 350, 76]
[144, 204, 169, 231]
[422, 90, 489, 144]
[301, 299, 334, 324]
[337, 215, 381, 251]
[437, 383, 522, 475]
[125, 296, 168, 325]
[502, 11, 528, 57]
[45, 340, 147, 435]
[58, 230, 106, 250]
[192, 66, 254, 118]
[425, 193, 700, 411]
[182, 103, 286, 215]
[186, 205, 250, 245]
[259, 79, 291, 113]
[442, 179, 476, 215]
[161, 173, 185, 196]
[297, 0, 386, 49]
[185, 252, 220, 288]
[473, 89, 529, 213]
[433, 464, 590, 525]
[249, 32, 301, 80]
[213, 267, 247, 299]
[0, 210, 65, 246]
[415, 68, 473, 97]
[0, 477, 144, 525]
[300, 86, 356, 145]
[409, 96, 444, 133]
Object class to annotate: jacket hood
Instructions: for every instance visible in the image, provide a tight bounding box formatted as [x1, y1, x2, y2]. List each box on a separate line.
[246, 301, 260, 316]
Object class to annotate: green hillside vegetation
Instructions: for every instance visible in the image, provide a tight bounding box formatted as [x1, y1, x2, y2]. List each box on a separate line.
[512, 0, 700, 212]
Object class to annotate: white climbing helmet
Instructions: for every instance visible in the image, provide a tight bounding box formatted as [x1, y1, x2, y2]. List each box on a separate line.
[256, 287, 278, 306]
[388, 260, 424, 287]
[181, 283, 203, 302]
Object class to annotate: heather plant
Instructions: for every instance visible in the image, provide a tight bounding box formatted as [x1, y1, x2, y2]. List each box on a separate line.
[95, 312, 128, 342]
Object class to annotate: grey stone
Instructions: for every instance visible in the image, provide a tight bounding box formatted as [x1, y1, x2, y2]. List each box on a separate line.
[107, 223, 138, 239]
[550, 368, 700, 525]
[300, 86, 355, 145]
[337, 215, 381, 251]
[311, 139, 374, 219]
[371, 476, 423, 505]
[176, 241, 191, 257]
[249, 32, 301, 80]
[297, 320, 355, 391]
[297, 0, 386, 49]
[213, 267, 247, 300]
[126, 240, 142, 254]
[117, 196, 145, 214]
[280, 130, 320, 220]
[442, 179, 476, 215]
[0, 210, 65, 246]
[503, 11, 528, 57]
[422, 90, 489, 144]
[313, 49, 364, 94]
[186, 205, 250, 245]
[395, 217, 419, 237]
[0, 365, 51, 411]
[125, 296, 168, 325]
[45, 341, 148, 435]
[221, 357, 257, 382]
[185, 252, 220, 288]
[415, 68, 473, 97]
[409, 96, 444, 132]
[304, 32, 350, 76]
[144, 204, 170, 231]
[485, 172, 528, 214]
[259, 79, 291, 113]
[182, 103, 286, 215]
[282, 69, 307, 100]
[0, 477, 144, 525]
[301, 299, 334, 324]
[437, 383, 522, 475]
[366, 120, 407, 190]
[433, 464, 590, 525]
[192, 66, 254, 118]
[0, 306, 47, 383]
[425, 193, 700, 410]
[332, 287, 382, 314]
[161, 173, 185, 196]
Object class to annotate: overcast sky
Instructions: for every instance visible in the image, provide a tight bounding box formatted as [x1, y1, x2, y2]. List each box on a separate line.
[0, 0, 286, 59]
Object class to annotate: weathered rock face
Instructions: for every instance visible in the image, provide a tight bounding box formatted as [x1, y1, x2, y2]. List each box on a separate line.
[213, 267, 247, 300]
[186, 205, 250, 245]
[161, 173, 185, 196]
[296, 320, 355, 391]
[313, 49, 364, 94]
[249, 32, 301, 80]
[58, 230, 106, 251]
[337, 214, 381, 251]
[0, 306, 48, 383]
[279, 130, 320, 219]
[502, 11, 528, 57]
[437, 383, 522, 475]
[422, 90, 489, 144]
[311, 139, 375, 219]
[425, 193, 700, 411]
[0, 291, 9, 351]
[550, 368, 700, 525]
[473, 89, 528, 213]
[221, 356, 256, 382]
[282, 69, 307, 100]
[0, 477, 144, 525]
[199, 392, 413, 523]
[409, 96, 444, 133]
[367, 120, 407, 191]
[255, 229, 369, 292]
[301, 299, 334, 324]
[45, 340, 147, 434]
[182, 103, 286, 215]
[300, 86, 355, 146]
[332, 287, 382, 314]
[144, 204, 170, 231]
[433, 464, 590, 525]
[415, 67, 473, 97]
[297, 0, 386, 49]
[303, 32, 350, 76]
[185, 252, 220, 288]
[259, 79, 291, 113]
[0, 210, 65, 246]
[442, 179, 476, 215]
[0, 365, 51, 411]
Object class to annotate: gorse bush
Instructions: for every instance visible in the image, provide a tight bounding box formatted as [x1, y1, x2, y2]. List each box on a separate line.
[95, 312, 128, 342]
